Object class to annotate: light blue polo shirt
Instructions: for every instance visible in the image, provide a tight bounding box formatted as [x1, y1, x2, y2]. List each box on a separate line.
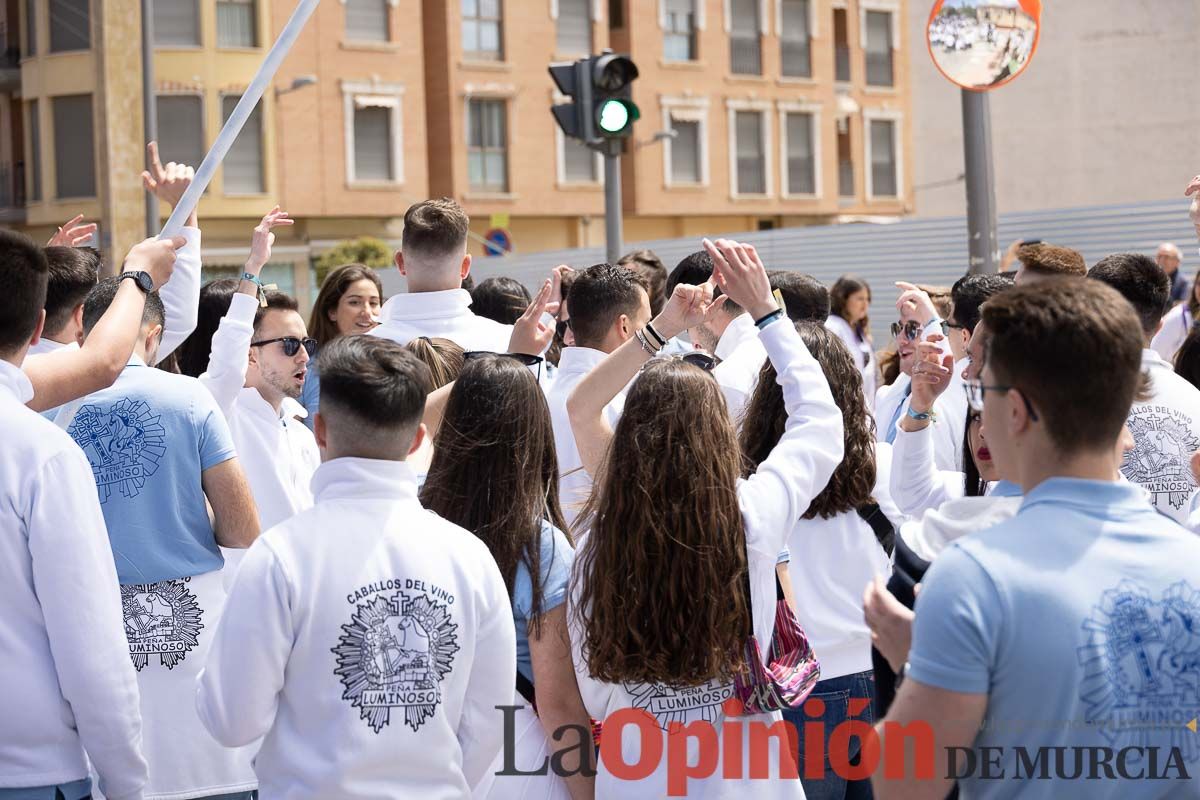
[66, 357, 237, 584]
[512, 521, 574, 685]
[908, 477, 1200, 797]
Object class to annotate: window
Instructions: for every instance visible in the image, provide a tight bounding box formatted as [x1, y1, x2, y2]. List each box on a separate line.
[669, 118, 701, 184]
[562, 136, 597, 183]
[833, 7, 850, 82]
[784, 111, 815, 195]
[869, 118, 897, 197]
[865, 10, 893, 86]
[353, 105, 393, 181]
[52, 94, 94, 198]
[345, 0, 387, 42]
[48, 0, 88, 52]
[155, 95, 204, 169]
[217, 0, 256, 47]
[27, 100, 40, 201]
[663, 0, 695, 61]
[837, 124, 853, 197]
[608, 0, 623, 29]
[25, 0, 36, 56]
[556, 0, 591, 54]
[467, 98, 508, 192]
[733, 110, 766, 195]
[154, 0, 199, 46]
[221, 95, 264, 194]
[780, 0, 810, 78]
[729, 0, 760, 75]
[462, 0, 502, 61]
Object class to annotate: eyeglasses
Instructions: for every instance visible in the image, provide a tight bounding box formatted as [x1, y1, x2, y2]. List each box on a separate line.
[250, 336, 318, 358]
[463, 351, 545, 381]
[964, 379, 1039, 421]
[890, 320, 922, 341]
[946, 320, 968, 331]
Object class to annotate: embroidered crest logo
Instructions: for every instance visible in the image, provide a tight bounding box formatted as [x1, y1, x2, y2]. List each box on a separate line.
[1077, 580, 1200, 764]
[332, 591, 460, 733]
[623, 679, 735, 731]
[68, 398, 166, 503]
[121, 579, 204, 671]
[1122, 408, 1200, 511]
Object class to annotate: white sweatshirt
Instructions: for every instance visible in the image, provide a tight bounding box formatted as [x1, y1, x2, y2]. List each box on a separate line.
[897, 493, 1023, 564]
[1149, 302, 1192, 364]
[371, 288, 513, 353]
[1121, 349, 1200, 524]
[569, 319, 843, 799]
[785, 443, 897, 680]
[197, 457, 517, 799]
[0, 360, 147, 799]
[889, 423, 966, 518]
[199, 292, 320, 531]
[155, 225, 202, 363]
[825, 315, 878, 412]
[712, 313, 767, 424]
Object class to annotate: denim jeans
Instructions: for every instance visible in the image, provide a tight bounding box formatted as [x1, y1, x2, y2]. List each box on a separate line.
[782, 669, 877, 800]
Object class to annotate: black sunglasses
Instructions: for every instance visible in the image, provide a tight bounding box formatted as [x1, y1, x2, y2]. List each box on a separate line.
[250, 336, 318, 357]
[464, 351, 545, 380]
[890, 320, 922, 341]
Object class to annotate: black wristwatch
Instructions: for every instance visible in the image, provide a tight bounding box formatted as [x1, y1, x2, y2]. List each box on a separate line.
[120, 270, 154, 293]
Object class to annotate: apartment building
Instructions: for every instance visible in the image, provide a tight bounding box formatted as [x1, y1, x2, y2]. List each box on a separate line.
[0, 0, 910, 301]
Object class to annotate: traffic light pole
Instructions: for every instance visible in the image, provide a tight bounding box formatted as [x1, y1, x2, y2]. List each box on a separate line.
[602, 139, 622, 263]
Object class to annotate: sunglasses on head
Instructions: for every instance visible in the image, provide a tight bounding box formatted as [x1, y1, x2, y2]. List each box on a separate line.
[250, 336, 318, 357]
[890, 320, 922, 341]
[642, 352, 719, 373]
[463, 351, 545, 380]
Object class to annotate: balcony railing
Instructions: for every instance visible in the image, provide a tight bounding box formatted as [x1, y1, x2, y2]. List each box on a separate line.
[730, 34, 762, 75]
[835, 44, 851, 82]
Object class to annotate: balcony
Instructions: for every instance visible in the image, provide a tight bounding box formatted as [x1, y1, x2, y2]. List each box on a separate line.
[730, 34, 762, 76]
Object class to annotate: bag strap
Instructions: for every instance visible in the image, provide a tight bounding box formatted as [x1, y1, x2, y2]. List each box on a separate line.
[516, 669, 536, 707]
[857, 501, 896, 557]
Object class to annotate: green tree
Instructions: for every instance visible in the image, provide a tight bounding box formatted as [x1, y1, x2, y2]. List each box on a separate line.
[314, 237, 393, 287]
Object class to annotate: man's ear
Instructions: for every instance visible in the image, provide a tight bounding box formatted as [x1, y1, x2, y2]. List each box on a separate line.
[395, 250, 407, 276]
[72, 304, 85, 344]
[144, 324, 163, 352]
[408, 422, 427, 456]
[617, 313, 632, 339]
[313, 411, 328, 450]
[1008, 387, 1035, 436]
[460, 253, 472, 281]
[29, 309, 45, 347]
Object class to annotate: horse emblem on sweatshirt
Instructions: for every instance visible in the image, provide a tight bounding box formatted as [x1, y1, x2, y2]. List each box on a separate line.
[1122, 408, 1199, 512]
[68, 397, 166, 503]
[120, 578, 204, 671]
[333, 590, 460, 733]
[1077, 580, 1200, 763]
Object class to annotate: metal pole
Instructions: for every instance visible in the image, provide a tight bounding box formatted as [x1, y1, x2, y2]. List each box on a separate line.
[603, 139, 622, 263]
[141, 0, 157, 237]
[962, 89, 998, 274]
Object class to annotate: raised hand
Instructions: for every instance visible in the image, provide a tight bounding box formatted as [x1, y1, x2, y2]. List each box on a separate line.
[47, 214, 98, 247]
[141, 141, 195, 211]
[703, 238, 777, 320]
[246, 207, 294, 273]
[123, 236, 187, 291]
[1186, 174, 1200, 235]
[547, 265, 572, 317]
[909, 335, 955, 413]
[508, 279, 557, 357]
[653, 278, 718, 340]
[895, 281, 939, 326]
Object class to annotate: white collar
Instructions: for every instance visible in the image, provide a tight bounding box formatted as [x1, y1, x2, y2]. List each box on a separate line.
[556, 346, 610, 375]
[311, 457, 419, 503]
[715, 314, 758, 361]
[127, 353, 147, 367]
[238, 387, 310, 424]
[0, 359, 35, 404]
[1142, 348, 1169, 369]
[379, 289, 474, 322]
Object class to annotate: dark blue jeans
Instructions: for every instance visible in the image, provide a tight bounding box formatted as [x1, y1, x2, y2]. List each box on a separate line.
[782, 669, 877, 800]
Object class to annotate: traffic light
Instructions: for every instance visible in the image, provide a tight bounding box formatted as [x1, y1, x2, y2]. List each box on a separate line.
[549, 51, 640, 145]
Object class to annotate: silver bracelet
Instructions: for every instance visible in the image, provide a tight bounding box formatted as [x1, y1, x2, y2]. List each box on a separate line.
[634, 329, 658, 357]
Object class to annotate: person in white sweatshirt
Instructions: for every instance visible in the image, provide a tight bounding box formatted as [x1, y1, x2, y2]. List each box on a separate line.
[566, 238, 843, 798]
[197, 335, 517, 799]
[371, 198, 512, 352]
[0, 231, 149, 800]
[199, 208, 320, 534]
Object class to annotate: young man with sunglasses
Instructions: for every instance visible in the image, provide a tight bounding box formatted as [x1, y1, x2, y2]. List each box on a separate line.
[199, 208, 321, 534]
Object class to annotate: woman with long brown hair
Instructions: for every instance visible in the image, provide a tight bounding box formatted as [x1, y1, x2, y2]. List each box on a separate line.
[299, 264, 383, 427]
[740, 322, 897, 800]
[826, 275, 879, 411]
[421, 320, 593, 800]
[566, 239, 844, 798]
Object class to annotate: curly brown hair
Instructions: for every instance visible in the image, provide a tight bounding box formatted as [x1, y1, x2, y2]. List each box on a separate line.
[1017, 243, 1086, 278]
[572, 359, 750, 686]
[741, 322, 876, 518]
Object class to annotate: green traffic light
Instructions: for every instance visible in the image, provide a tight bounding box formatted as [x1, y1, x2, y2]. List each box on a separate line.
[597, 99, 631, 134]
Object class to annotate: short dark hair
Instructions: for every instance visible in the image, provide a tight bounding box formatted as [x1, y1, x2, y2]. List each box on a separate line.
[43, 246, 101, 336]
[566, 263, 648, 349]
[1087, 253, 1171, 336]
[949, 273, 1014, 333]
[0, 230, 50, 353]
[470, 276, 531, 325]
[317, 335, 431, 435]
[402, 198, 469, 259]
[666, 250, 742, 316]
[252, 290, 301, 334]
[770, 271, 829, 323]
[618, 249, 668, 316]
[1018, 243, 1087, 278]
[981, 279, 1143, 454]
[82, 275, 165, 337]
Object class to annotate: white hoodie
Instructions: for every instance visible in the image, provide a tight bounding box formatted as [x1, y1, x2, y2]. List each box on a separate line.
[197, 457, 516, 799]
[371, 288, 513, 353]
[569, 319, 844, 799]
